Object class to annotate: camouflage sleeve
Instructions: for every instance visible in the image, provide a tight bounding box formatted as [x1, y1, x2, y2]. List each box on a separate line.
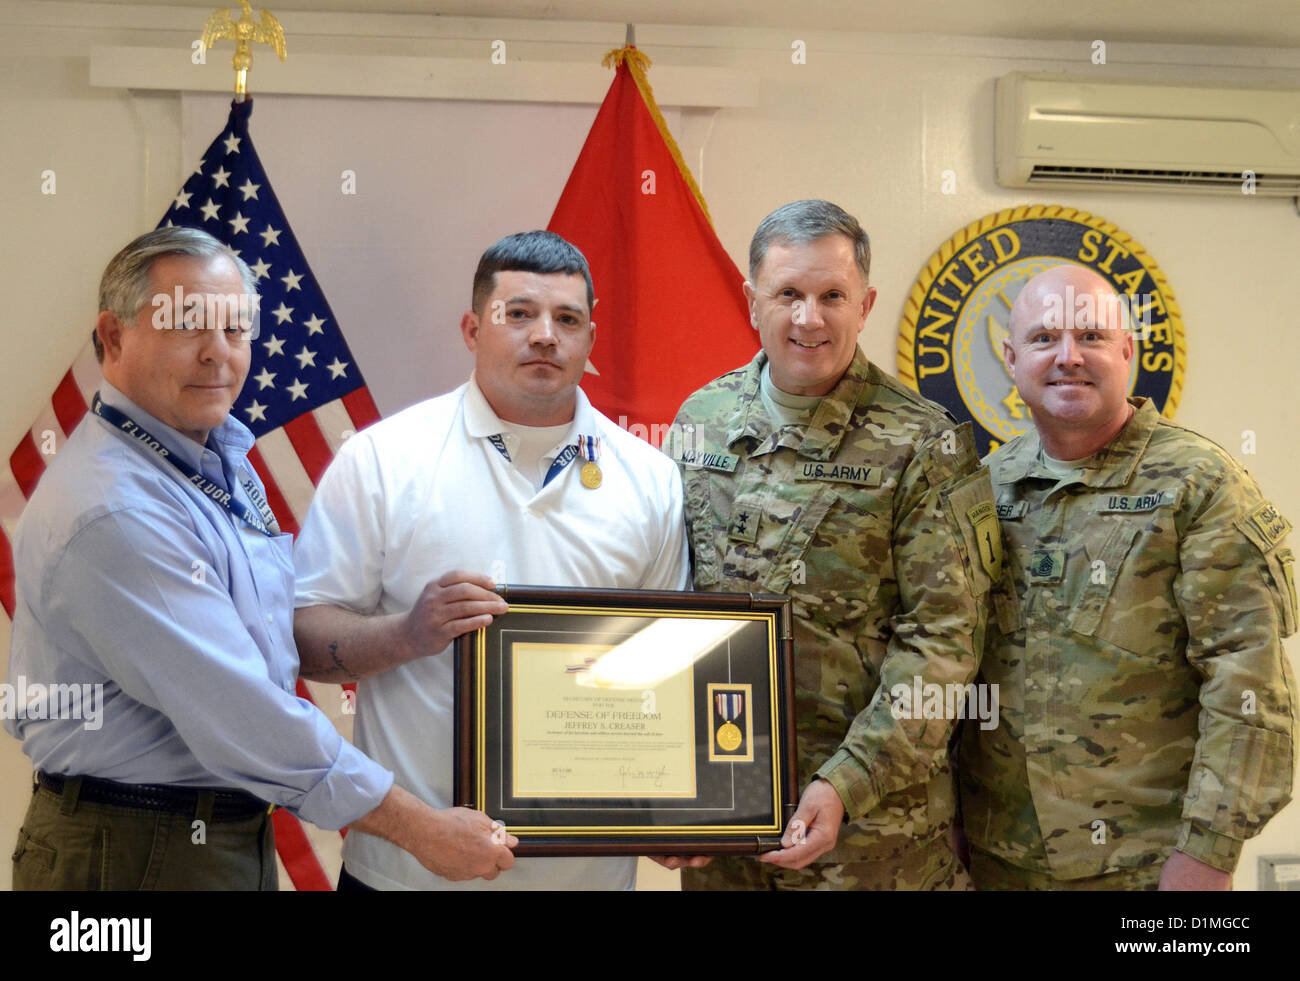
[1174, 470, 1298, 872]
[815, 421, 997, 819]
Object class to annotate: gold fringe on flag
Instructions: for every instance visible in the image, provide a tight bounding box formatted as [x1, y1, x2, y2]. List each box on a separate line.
[602, 46, 715, 226]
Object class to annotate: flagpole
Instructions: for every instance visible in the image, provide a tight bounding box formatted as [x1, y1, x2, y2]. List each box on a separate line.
[201, 1, 288, 102]
[625, 23, 635, 47]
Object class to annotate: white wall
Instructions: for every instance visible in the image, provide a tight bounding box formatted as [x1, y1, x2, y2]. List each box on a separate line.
[2, 2, 1298, 890]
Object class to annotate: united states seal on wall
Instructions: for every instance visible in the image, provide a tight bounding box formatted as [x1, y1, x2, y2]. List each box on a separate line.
[897, 205, 1186, 456]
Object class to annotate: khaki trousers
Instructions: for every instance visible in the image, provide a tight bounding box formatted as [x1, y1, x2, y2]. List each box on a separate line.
[11, 779, 277, 891]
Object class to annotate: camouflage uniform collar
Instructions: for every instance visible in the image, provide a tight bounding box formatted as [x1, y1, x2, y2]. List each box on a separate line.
[725, 349, 873, 462]
[722, 351, 769, 448]
[1087, 397, 1160, 486]
[997, 398, 1156, 488]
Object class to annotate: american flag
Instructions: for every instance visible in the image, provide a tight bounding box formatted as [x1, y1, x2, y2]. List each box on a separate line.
[0, 97, 376, 891]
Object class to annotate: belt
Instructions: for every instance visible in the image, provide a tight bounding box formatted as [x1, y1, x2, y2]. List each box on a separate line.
[38, 771, 273, 822]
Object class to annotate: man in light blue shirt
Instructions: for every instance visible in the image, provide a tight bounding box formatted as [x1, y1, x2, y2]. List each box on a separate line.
[6, 227, 516, 889]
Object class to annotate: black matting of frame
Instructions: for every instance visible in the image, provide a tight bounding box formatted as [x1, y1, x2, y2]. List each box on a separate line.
[454, 587, 796, 856]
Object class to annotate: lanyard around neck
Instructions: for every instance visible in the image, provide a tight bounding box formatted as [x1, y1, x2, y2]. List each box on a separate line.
[92, 393, 279, 536]
[486, 433, 582, 487]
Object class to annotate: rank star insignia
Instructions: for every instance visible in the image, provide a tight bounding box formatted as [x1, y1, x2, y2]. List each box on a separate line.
[728, 508, 759, 544]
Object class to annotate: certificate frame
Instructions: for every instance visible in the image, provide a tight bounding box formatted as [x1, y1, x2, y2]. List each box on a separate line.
[454, 586, 797, 856]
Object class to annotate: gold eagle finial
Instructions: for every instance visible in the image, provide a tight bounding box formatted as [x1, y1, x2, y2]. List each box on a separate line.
[202, 1, 287, 99]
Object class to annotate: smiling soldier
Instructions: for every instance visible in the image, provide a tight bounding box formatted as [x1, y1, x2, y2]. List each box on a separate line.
[960, 263, 1297, 890]
[665, 200, 998, 890]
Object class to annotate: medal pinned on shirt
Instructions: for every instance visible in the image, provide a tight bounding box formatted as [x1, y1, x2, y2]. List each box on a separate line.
[578, 435, 602, 490]
[487, 431, 600, 488]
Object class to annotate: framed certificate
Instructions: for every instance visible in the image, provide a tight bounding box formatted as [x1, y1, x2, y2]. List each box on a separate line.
[454, 586, 797, 856]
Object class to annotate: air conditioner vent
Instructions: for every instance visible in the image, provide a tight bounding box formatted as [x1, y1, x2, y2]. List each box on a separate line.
[1027, 165, 1300, 194]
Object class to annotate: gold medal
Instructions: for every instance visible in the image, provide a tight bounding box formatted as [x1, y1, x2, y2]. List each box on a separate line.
[716, 721, 742, 752]
[580, 461, 602, 489]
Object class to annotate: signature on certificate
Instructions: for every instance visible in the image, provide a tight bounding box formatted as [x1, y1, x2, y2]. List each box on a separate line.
[618, 764, 669, 789]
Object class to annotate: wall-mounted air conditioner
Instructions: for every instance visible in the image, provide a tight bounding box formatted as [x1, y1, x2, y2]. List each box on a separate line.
[995, 71, 1300, 196]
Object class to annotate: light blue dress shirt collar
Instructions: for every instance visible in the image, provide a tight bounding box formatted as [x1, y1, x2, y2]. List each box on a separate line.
[97, 379, 254, 489]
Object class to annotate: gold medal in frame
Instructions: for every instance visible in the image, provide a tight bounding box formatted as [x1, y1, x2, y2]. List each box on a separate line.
[454, 586, 797, 856]
[707, 682, 754, 763]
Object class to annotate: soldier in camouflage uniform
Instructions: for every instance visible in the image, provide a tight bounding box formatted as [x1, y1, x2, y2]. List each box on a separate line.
[664, 201, 999, 890]
[961, 264, 1297, 890]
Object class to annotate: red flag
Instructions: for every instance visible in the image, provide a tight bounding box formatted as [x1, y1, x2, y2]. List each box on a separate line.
[548, 47, 758, 441]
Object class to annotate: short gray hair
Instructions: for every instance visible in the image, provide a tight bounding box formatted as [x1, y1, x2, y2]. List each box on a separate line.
[748, 199, 871, 285]
[93, 226, 257, 362]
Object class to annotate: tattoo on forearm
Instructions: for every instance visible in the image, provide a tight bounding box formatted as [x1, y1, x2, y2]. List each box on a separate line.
[328, 641, 359, 681]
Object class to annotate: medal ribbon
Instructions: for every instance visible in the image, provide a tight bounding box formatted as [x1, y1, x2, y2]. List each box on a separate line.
[91, 393, 279, 536]
[487, 432, 593, 487]
[715, 692, 743, 721]
[579, 435, 600, 465]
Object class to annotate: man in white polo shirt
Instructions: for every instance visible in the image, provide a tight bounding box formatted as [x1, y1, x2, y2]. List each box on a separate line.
[292, 231, 689, 890]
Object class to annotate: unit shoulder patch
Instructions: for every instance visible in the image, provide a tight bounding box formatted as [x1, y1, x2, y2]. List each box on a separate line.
[968, 500, 1002, 580]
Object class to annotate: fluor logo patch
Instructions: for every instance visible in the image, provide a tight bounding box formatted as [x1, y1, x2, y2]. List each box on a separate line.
[898, 205, 1186, 456]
